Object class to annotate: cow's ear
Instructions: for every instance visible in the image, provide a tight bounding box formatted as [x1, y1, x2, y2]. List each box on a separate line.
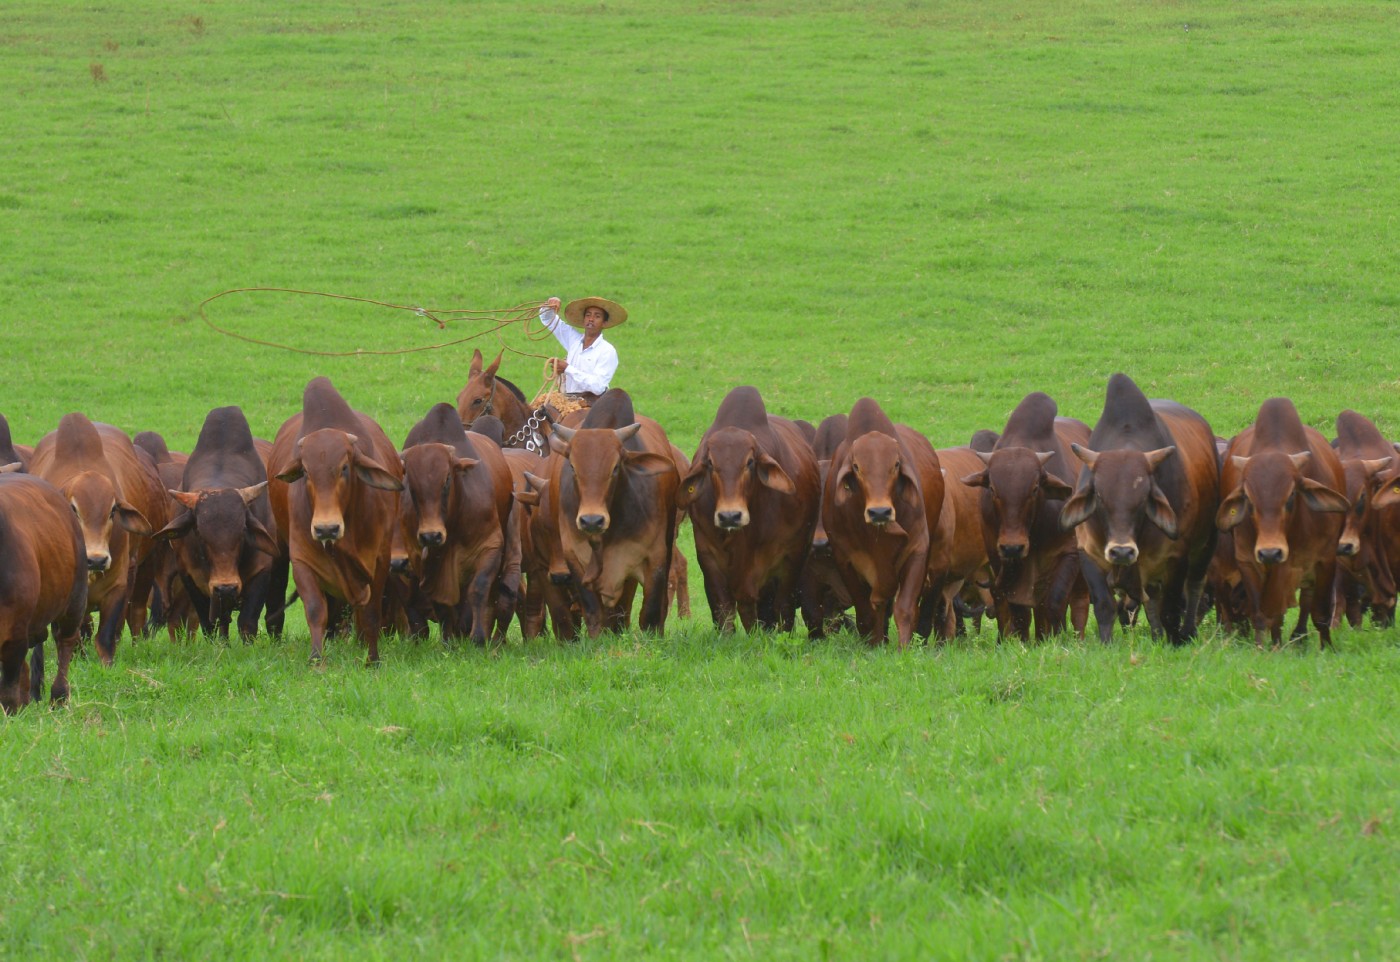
[756, 453, 796, 495]
[623, 450, 676, 478]
[352, 450, 404, 491]
[677, 460, 707, 509]
[168, 489, 201, 510]
[1040, 472, 1074, 501]
[959, 470, 988, 489]
[1300, 477, 1349, 514]
[548, 434, 571, 458]
[245, 514, 280, 557]
[1373, 474, 1400, 510]
[275, 458, 305, 483]
[1145, 482, 1180, 539]
[452, 457, 480, 473]
[1059, 482, 1095, 531]
[1217, 487, 1251, 530]
[114, 501, 153, 537]
[153, 510, 195, 541]
[832, 462, 856, 506]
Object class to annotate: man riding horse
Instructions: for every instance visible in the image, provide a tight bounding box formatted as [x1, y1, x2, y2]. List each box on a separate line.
[539, 295, 625, 404]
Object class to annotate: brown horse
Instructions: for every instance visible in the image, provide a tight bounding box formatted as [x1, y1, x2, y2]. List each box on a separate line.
[456, 350, 545, 450]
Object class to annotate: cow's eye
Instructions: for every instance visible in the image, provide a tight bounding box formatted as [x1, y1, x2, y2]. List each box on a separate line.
[746, 457, 755, 470]
[341, 465, 350, 480]
[1285, 493, 1296, 510]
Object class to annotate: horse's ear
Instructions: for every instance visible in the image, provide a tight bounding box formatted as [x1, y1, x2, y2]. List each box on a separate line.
[486, 351, 503, 377]
[469, 349, 484, 377]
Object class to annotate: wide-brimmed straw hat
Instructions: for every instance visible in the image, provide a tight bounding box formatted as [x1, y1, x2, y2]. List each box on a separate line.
[563, 296, 627, 329]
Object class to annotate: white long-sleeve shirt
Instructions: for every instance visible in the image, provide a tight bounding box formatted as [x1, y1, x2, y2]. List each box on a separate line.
[539, 306, 619, 395]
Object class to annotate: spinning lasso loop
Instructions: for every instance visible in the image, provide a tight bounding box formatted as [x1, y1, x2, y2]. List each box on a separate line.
[196, 287, 562, 363]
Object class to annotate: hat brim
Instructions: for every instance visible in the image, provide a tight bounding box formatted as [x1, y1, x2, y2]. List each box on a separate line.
[563, 297, 627, 329]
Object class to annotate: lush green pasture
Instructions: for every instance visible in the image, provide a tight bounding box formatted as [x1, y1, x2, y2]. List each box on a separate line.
[3, 1, 1400, 959]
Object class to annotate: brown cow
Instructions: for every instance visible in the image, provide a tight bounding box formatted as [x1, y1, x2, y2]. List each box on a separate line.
[133, 436, 200, 641]
[932, 446, 995, 639]
[1059, 374, 1220, 645]
[268, 377, 403, 664]
[0, 474, 88, 712]
[547, 390, 679, 637]
[822, 398, 945, 648]
[29, 414, 167, 664]
[960, 393, 1088, 641]
[1217, 398, 1349, 648]
[398, 403, 515, 645]
[1331, 411, 1399, 627]
[679, 386, 820, 632]
[153, 407, 281, 642]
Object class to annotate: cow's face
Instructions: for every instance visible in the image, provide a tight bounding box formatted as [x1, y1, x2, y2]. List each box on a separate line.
[680, 427, 794, 531]
[1368, 450, 1400, 511]
[811, 460, 833, 555]
[1060, 445, 1177, 566]
[401, 443, 477, 549]
[833, 433, 915, 528]
[1217, 451, 1348, 564]
[961, 449, 1071, 561]
[550, 423, 672, 535]
[65, 470, 150, 575]
[1337, 457, 1390, 557]
[277, 429, 401, 545]
[158, 484, 276, 597]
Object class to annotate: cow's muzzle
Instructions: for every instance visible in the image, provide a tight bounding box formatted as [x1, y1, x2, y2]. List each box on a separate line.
[1337, 539, 1360, 558]
[87, 553, 111, 573]
[1106, 543, 1139, 566]
[865, 506, 894, 526]
[577, 513, 608, 534]
[313, 522, 343, 544]
[998, 542, 1028, 561]
[418, 529, 446, 548]
[715, 509, 747, 530]
[1256, 546, 1287, 565]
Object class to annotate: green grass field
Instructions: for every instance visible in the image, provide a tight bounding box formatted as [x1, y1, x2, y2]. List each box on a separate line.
[3, 2, 1399, 958]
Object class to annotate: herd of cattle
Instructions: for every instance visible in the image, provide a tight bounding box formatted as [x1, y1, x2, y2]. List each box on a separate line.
[3, 351, 1398, 713]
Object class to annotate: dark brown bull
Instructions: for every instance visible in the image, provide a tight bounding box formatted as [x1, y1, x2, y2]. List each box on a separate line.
[153, 407, 280, 641]
[1217, 397, 1349, 648]
[679, 386, 820, 632]
[1059, 374, 1220, 644]
[960, 393, 1088, 641]
[800, 415, 854, 638]
[268, 377, 403, 664]
[398, 403, 516, 645]
[547, 390, 679, 637]
[822, 398, 945, 648]
[133, 436, 199, 640]
[28, 414, 167, 663]
[1331, 410, 1398, 627]
[0, 474, 88, 712]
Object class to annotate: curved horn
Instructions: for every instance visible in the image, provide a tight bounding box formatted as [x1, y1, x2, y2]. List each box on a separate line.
[1035, 451, 1056, 467]
[974, 450, 993, 466]
[551, 424, 577, 443]
[238, 481, 269, 505]
[614, 423, 643, 442]
[1070, 443, 1098, 467]
[1289, 451, 1311, 470]
[1144, 446, 1176, 470]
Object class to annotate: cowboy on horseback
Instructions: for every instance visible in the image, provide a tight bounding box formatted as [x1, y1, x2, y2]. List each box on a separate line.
[539, 295, 625, 404]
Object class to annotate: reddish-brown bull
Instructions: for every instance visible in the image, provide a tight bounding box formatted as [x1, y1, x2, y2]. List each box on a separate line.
[822, 397, 945, 648]
[1331, 410, 1398, 627]
[960, 393, 1088, 641]
[153, 407, 280, 642]
[398, 403, 515, 645]
[800, 415, 853, 637]
[547, 390, 679, 637]
[932, 446, 995, 639]
[28, 414, 167, 663]
[132, 435, 199, 640]
[1217, 397, 1349, 648]
[268, 377, 403, 664]
[679, 386, 820, 632]
[1059, 374, 1220, 644]
[0, 474, 88, 712]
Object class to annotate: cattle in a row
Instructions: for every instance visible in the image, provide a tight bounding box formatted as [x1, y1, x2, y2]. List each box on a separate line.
[4, 370, 1399, 706]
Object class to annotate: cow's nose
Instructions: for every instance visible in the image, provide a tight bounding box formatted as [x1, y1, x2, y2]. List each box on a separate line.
[389, 556, 409, 574]
[865, 506, 894, 525]
[1337, 540, 1359, 558]
[418, 530, 445, 548]
[1256, 547, 1286, 565]
[212, 582, 239, 599]
[716, 510, 745, 529]
[549, 571, 573, 586]
[811, 534, 830, 555]
[313, 523, 343, 543]
[87, 553, 111, 573]
[577, 514, 607, 533]
[998, 543, 1027, 561]
[1107, 545, 1138, 566]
